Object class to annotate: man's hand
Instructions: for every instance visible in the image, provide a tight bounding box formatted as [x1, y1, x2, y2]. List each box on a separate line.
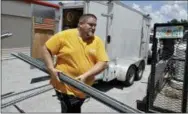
[75, 75, 88, 83]
[75, 74, 95, 83]
[48, 68, 62, 82]
[75, 61, 107, 83]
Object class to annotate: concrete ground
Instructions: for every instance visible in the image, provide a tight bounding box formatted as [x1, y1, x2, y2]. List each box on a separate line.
[1, 55, 151, 113]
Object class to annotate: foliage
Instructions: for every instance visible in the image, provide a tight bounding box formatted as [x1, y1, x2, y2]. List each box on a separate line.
[167, 19, 188, 23]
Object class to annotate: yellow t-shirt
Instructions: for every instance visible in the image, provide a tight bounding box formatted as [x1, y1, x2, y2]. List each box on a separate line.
[45, 28, 109, 98]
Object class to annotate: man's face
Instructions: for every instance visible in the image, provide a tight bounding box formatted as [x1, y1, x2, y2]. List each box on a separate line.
[80, 17, 97, 38]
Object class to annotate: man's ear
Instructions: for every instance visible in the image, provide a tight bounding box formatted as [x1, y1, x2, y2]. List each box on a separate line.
[78, 22, 84, 28]
[78, 22, 81, 27]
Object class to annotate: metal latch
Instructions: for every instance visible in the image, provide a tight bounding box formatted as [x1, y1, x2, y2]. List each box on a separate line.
[107, 35, 111, 44]
[101, 13, 113, 19]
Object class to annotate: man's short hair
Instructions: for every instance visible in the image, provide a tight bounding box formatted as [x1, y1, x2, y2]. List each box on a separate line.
[79, 14, 97, 23]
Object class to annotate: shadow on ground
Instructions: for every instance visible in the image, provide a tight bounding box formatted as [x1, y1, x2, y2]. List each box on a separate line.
[92, 80, 130, 92]
[30, 75, 50, 84]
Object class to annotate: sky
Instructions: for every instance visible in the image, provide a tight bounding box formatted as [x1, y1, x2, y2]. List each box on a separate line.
[49, 1, 188, 27]
[122, 1, 188, 27]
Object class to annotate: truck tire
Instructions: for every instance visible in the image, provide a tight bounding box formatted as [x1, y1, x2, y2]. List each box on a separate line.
[135, 61, 145, 81]
[124, 65, 136, 86]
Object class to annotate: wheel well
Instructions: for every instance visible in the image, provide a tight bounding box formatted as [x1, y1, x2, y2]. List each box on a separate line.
[128, 64, 137, 73]
[125, 64, 137, 83]
[132, 64, 137, 69]
[140, 60, 145, 70]
[136, 60, 145, 71]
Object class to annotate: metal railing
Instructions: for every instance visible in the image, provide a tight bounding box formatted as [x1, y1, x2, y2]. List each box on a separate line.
[146, 23, 188, 113]
[2, 85, 53, 109]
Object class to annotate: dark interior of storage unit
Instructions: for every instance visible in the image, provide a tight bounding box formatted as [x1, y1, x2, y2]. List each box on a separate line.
[62, 8, 83, 30]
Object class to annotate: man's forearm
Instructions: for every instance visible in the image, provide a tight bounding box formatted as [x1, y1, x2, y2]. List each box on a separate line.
[82, 61, 108, 78]
[41, 45, 54, 70]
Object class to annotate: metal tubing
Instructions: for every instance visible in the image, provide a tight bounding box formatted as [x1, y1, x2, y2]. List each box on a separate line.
[147, 24, 158, 111]
[181, 31, 188, 113]
[13, 105, 25, 113]
[11, 53, 141, 113]
[2, 84, 50, 99]
[1, 86, 53, 108]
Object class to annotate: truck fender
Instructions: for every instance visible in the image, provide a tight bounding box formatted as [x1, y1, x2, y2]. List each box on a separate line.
[116, 64, 130, 82]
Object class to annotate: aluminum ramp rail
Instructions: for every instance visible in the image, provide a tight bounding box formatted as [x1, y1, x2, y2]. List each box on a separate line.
[1, 84, 50, 100]
[10, 52, 141, 113]
[1, 85, 53, 109]
[1, 83, 52, 109]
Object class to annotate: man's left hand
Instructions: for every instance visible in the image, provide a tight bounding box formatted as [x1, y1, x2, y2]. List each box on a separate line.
[75, 75, 88, 83]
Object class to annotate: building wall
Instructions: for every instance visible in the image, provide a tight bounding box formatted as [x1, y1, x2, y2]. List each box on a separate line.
[2, 1, 32, 18]
[2, 1, 32, 49]
[2, 15, 32, 49]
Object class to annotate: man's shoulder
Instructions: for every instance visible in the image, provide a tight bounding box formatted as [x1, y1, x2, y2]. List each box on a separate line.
[63, 28, 77, 34]
[56, 28, 77, 37]
[94, 35, 103, 42]
[57, 28, 77, 34]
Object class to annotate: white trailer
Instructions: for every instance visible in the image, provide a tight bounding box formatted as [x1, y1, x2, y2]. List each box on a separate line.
[54, 1, 151, 86]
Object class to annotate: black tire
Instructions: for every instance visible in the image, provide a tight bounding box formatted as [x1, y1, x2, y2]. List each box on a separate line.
[124, 65, 136, 86]
[135, 61, 145, 81]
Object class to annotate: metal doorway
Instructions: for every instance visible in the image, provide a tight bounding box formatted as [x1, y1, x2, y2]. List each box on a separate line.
[137, 23, 188, 113]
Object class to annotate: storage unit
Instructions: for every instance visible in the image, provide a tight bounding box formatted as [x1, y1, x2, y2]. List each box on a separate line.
[1, 1, 32, 58]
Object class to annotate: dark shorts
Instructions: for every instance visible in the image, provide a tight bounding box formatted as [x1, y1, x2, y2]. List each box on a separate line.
[55, 90, 85, 113]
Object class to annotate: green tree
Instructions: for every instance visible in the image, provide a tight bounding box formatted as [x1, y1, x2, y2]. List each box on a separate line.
[168, 19, 179, 23]
[167, 19, 188, 23]
[180, 19, 188, 23]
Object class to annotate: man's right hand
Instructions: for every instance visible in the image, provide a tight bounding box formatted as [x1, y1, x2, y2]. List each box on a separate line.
[48, 68, 62, 82]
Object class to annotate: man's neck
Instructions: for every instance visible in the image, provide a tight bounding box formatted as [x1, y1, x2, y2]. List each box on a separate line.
[77, 28, 89, 40]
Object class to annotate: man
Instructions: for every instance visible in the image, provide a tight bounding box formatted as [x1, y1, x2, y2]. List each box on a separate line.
[41, 14, 109, 113]
[161, 39, 175, 60]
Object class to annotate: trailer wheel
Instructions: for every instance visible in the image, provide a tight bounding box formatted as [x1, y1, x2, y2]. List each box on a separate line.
[124, 65, 136, 86]
[135, 61, 145, 81]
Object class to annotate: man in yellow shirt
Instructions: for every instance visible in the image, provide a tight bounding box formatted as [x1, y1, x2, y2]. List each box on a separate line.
[42, 14, 109, 113]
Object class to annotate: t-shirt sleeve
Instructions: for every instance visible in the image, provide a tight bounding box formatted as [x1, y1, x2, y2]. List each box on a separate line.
[96, 38, 109, 62]
[45, 33, 62, 55]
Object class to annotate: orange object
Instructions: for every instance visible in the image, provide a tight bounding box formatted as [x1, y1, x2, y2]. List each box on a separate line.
[24, 0, 60, 9]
